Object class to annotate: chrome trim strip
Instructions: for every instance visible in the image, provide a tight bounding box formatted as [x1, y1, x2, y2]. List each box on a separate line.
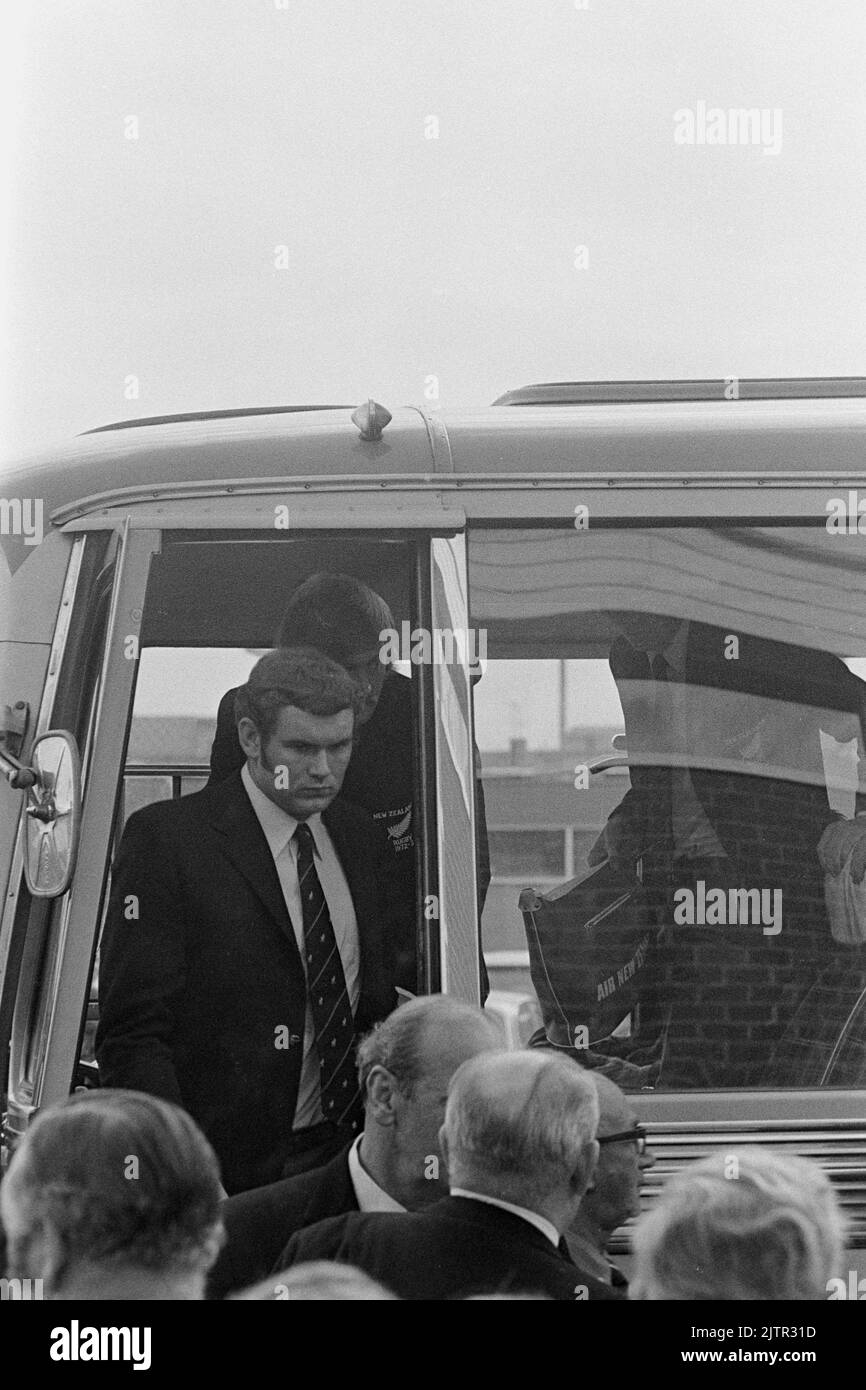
[0, 536, 85, 1011]
[50, 469, 866, 523]
[407, 407, 454, 475]
[429, 535, 481, 1002]
[33, 522, 161, 1108]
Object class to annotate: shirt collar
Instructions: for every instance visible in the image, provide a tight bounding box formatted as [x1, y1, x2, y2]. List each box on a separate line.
[347, 1136, 406, 1214]
[449, 1188, 560, 1247]
[241, 763, 324, 859]
[565, 1229, 614, 1283]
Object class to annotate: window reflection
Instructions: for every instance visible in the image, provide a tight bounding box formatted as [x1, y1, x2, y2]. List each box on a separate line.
[471, 526, 866, 1091]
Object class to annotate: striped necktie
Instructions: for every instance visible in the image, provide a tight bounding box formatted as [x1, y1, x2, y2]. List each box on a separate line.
[294, 822, 363, 1132]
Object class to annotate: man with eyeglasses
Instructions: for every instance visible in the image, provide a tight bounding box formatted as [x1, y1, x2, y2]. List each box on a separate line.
[566, 1072, 655, 1292]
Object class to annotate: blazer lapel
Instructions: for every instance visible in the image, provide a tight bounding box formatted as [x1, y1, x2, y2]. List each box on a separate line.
[206, 772, 303, 958]
[322, 799, 376, 1011]
[321, 800, 368, 899]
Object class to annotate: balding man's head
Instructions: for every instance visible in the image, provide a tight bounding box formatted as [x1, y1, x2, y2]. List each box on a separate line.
[357, 995, 500, 1101]
[441, 1052, 600, 1219]
[354, 995, 502, 1208]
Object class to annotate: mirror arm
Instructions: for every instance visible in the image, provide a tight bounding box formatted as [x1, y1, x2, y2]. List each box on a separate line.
[587, 754, 631, 774]
[0, 747, 40, 790]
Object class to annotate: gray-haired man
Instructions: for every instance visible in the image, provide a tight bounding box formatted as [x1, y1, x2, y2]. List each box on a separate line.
[270, 1050, 623, 1300]
[207, 994, 501, 1297]
[1, 1090, 224, 1301]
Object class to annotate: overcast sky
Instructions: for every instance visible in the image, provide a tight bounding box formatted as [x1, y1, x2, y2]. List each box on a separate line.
[2, 2, 864, 746]
[2, 0, 865, 458]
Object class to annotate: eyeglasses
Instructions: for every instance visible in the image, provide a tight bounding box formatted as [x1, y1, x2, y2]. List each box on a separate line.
[597, 1125, 649, 1155]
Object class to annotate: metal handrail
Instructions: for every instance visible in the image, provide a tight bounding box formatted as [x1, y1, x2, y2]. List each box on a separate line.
[124, 763, 209, 777]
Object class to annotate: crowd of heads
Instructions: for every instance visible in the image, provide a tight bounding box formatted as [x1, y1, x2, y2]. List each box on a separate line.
[0, 997, 848, 1301]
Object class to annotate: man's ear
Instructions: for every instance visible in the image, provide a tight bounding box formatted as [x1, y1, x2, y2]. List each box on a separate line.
[438, 1124, 450, 1174]
[237, 717, 261, 762]
[366, 1067, 398, 1126]
[575, 1139, 600, 1198]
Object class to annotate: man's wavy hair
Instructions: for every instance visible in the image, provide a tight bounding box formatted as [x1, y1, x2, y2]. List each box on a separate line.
[631, 1146, 846, 1301]
[234, 646, 364, 742]
[355, 995, 500, 1102]
[276, 573, 394, 664]
[7, 1090, 224, 1285]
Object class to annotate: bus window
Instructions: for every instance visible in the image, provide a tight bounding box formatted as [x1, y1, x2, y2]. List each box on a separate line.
[469, 524, 866, 1091]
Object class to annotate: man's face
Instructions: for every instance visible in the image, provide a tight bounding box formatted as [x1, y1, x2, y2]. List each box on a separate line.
[239, 704, 354, 819]
[391, 1023, 500, 1201]
[587, 1096, 655, 1236]
[340, 647, 388, 726]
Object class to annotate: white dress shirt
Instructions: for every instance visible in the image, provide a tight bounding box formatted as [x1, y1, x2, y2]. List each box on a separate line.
[347, 1136, 406, 1213]
[449, 1188, 560, 1247]
[241, 764, 360, 1129]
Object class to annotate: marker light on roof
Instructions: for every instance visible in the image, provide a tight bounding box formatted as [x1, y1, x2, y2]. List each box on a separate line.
[351, 399, 392, 441]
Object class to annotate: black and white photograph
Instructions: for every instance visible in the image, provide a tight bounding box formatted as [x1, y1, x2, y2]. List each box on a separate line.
[1, 0, 865, 1362]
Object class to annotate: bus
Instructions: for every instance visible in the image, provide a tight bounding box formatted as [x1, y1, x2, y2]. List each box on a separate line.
[2, 379, 865, 1273]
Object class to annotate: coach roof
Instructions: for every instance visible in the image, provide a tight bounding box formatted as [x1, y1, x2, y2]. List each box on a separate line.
[3, 387, 866, 526]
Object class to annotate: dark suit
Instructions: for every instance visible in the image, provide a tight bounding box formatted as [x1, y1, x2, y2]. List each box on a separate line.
[273, 1196, 623, 1301]
[603, 623, 866, 1086]
[207, 1143, 357, 1299]
[210, 667, 492, 992]
[96, 773, 399, 1194]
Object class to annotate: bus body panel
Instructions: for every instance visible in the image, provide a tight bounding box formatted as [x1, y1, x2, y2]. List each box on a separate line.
[2, 392, 866, 1254]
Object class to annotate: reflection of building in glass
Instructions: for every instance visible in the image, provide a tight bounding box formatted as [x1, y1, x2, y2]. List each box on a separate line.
[481, 724, 626, 995]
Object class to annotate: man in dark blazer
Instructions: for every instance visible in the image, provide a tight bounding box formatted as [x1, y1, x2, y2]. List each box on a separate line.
[207, 994, 500, 1298]
[271, 1051, 623, 1301]
[590, 614, 866, 1087]
[96, 649, 405, 1195]
[207, 572, 492, 989]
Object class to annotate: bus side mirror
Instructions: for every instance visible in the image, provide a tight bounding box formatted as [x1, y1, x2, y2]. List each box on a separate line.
[21, 731, 82, 897]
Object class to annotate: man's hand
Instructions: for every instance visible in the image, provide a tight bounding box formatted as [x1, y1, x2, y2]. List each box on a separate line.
[818, 818, 866, 883]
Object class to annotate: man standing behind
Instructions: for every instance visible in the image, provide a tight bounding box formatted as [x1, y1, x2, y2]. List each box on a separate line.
[567, 1073, 656, 1292]
[271, 1051, 621, 1300]
[208, 573, 492, 984]
[208, 994, 501, 1298]
[97, 649, 402, 1194]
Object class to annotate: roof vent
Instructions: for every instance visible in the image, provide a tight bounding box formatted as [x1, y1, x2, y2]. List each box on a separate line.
[351, 399, 392, 441]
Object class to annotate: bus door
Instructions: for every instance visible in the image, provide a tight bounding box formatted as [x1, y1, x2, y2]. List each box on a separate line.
[1, 522, 159, 1155]
[0, 518, 484, 1148]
